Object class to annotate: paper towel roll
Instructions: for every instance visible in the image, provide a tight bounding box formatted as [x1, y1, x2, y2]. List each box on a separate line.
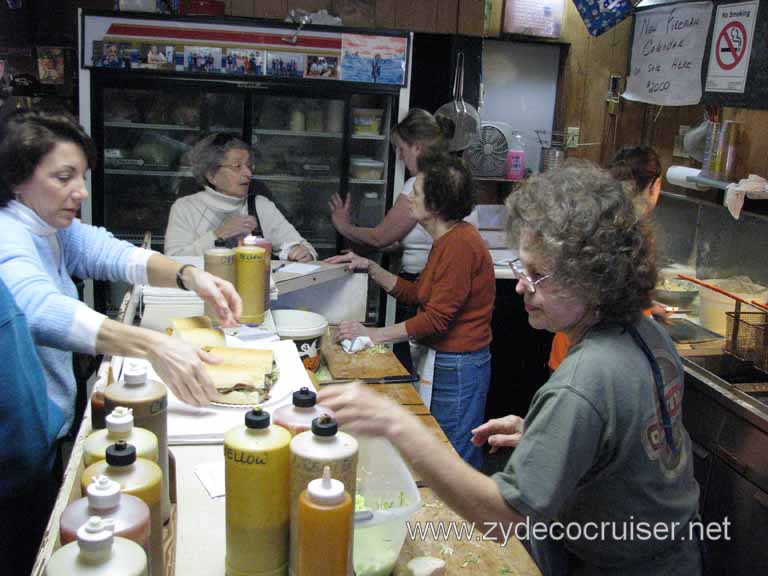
[666, 165, 706, 190]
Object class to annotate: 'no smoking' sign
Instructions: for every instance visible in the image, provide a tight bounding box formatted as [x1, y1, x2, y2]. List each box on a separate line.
[706, 1, 759, 93]
[716, 21, 747, 70]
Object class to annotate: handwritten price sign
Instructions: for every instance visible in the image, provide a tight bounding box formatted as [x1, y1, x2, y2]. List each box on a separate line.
[624, 2, 713, 106]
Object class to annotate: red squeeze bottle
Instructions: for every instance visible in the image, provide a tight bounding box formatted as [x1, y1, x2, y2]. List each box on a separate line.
[60, 475, 151, 558]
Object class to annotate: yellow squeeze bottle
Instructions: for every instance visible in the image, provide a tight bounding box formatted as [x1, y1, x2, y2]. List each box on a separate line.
[204, 244, 236, 322]
[297, 466, 353, 576]
[84, 407, 159, 466]
[224, 408, 291, 576]
[235, 244, 267, 324]
[104, 362, 170, 524]
[289, 415, 358, 576]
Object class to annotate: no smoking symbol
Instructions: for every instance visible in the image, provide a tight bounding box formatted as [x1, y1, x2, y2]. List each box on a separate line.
[716, 21, 747, 70]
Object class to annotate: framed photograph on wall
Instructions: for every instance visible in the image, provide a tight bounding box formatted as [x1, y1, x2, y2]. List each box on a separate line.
[266, 51, 305, 78]
[36, 46, 65, 84]
[305, 55, 339, 79]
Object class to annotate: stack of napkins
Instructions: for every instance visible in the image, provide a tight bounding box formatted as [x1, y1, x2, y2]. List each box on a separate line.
[140, 286, 204, 330]
[142, 286, 204, 305]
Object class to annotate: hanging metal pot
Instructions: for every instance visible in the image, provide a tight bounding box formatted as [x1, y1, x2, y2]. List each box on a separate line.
[435, 52, 481, 152]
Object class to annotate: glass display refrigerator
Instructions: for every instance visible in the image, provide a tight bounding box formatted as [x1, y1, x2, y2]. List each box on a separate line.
[79, 10, 411, 322]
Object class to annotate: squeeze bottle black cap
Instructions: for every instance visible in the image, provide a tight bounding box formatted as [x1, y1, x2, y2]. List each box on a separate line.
[245, 408, 270, 429]
[214, 238, 227, 247]
[312, 414, 338, 437]
[293, 387, 317, 408]
[106, 440, 136, 466]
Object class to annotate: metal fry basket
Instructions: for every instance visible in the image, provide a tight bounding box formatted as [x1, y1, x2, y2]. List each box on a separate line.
[726, 311, 768, 372]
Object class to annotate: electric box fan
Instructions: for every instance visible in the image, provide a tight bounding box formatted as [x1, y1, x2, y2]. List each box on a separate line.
[463, 122, 515, 178]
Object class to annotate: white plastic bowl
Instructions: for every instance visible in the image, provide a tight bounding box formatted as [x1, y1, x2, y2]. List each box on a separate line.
[271, 309, 328, 371]
[699, 280, 768, 335]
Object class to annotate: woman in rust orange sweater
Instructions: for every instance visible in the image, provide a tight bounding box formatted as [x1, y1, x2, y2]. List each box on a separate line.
[549, 145, 662, 371]
[327, 151, 495, 469]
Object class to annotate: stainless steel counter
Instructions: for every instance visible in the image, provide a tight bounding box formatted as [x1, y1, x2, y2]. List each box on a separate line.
[681, 351, 768, 575]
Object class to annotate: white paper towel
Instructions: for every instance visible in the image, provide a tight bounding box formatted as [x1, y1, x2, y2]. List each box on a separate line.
[666, 165, 706, 191]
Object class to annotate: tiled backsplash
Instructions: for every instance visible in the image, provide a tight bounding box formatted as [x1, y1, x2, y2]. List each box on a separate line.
[655, 192, 768, 287]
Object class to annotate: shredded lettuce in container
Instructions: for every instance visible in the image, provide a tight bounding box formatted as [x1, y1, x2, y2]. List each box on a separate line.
[354, 492, 411, 576]
[354, 492, 408, 512]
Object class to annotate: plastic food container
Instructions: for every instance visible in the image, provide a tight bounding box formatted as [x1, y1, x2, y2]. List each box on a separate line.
[699, 278, 768, 335]
[350, 157, 385, 180]
[354, 437, 421, 576]
[272, 309, 328, 371]
[352, 108, 384, 135]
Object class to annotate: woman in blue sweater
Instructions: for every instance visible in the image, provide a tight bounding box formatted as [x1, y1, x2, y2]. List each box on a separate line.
[0, 277, 64, 575]
[0, 109, 242, 440]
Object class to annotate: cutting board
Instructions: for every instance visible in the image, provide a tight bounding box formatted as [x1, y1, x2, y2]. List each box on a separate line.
[321, 327, 410, 379]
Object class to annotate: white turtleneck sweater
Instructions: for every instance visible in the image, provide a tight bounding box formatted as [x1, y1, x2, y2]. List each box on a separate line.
[163, 186, 317, 259]
[0, 201, 153, 436]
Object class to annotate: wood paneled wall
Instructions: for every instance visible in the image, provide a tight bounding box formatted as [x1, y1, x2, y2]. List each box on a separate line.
[559, 1, 633, 165]
[227, 0, 485, 35]
[558, 2, 768, 191]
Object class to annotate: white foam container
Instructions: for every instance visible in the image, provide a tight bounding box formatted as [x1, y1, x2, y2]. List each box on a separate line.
[272, 309, 328, 370]
[699, 279, 768, 335]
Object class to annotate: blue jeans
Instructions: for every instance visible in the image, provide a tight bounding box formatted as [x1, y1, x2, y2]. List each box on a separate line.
[430, 346, 491, 470]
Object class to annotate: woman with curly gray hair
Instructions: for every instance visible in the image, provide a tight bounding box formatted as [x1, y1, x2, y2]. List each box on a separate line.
[317, 162, 702, 575]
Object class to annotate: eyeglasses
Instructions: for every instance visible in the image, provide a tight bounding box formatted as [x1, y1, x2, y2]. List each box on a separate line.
[508, 258, 552, 294]
[219, 162, 253, 173]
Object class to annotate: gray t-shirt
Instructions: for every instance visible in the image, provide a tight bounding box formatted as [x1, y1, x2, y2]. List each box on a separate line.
[493, 316, 701, 575]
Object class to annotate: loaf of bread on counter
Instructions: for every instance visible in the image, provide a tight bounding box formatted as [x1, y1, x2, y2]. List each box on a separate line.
[167, 316, 226, 347]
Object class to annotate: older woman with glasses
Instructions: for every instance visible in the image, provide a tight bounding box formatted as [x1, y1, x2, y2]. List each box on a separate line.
[164, 133, 316, 261]
[318, 162, 702, 575]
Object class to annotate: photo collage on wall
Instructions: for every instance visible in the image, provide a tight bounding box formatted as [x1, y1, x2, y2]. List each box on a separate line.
[93, 40, 180, 70]
[90, 32, 407, 86]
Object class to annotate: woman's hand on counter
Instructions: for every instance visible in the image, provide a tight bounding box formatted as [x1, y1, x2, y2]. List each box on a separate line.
[146, 334, 221, 406]
[328, 192, 352, 233]
[287, 244, 313, 263]
[471, 415, 525, 453]
[324, 251, 370, 271]
[185, 268, 242, 327]
[318, 382, 414, 439]
[335, 320, 376, 342]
